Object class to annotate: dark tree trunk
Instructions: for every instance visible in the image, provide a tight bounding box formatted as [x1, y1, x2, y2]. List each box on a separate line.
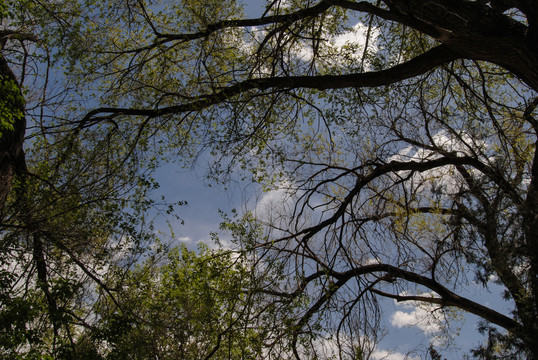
[0, 53, 26, 219]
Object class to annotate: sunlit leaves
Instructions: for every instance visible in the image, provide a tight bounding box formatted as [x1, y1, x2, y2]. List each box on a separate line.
[0, 75, 24, 138]
[95, 244, 265, 359]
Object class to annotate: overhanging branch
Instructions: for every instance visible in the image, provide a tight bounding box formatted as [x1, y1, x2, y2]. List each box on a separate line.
[81, 44, 459, 125]
[330, 263, 521, 332]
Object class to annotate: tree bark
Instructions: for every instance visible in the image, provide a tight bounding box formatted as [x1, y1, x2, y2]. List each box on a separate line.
[0, 53, 26, 219]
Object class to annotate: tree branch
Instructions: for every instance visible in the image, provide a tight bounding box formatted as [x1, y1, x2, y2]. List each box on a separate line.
[81, 44, 459, 125]
[330, 263, 521, 332]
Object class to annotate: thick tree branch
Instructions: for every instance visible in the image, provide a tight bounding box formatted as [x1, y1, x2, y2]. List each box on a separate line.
[0, 30, 39, 49]
[325, 0, 448, 39]
[331, 0, 538, 91]
[330, 263, 521, 332]
[0, 54, 27, 218]
[81, 44, 459, 125]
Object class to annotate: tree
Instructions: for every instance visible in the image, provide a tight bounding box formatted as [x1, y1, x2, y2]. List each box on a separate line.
[1, 1, 178, 357]
[2, 0, 538, 358]
[92, 244, 268, 360]
[0, 0, 28, 216]
[71, 0, 538, 358]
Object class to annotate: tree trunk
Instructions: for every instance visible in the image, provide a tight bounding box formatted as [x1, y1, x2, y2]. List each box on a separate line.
[0, 53, 26, 219]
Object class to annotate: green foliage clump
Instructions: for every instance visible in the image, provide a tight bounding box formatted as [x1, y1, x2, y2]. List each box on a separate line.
[94, 244, 264, 360]
[0, 75, 24, 139]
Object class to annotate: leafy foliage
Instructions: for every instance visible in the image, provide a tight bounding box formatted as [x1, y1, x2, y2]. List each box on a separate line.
[2, 0, 538, 359]
[0, 75, 24, 138]
[93, 244, 265, 359]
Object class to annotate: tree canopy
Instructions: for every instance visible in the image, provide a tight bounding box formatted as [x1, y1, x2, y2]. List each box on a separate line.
[1, 0, 538, 358]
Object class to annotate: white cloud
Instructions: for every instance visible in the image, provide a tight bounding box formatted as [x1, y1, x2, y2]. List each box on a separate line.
[363, 257, 381, 265]
[293, 21, 379, 67]
[390, 292, 445, 337]
[254, 180, 297, 221]
[387, 130, 494, 200]
[371, 349, 419, 360]
[304, 332, 382, 360]
[390, 308, 441, 335]
[241, 19, 380, 68]
[177, 236, 192, 243]
[331, 22, 379, 53]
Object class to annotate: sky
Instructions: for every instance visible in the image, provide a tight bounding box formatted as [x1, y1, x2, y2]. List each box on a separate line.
[143, 1, 514, 358]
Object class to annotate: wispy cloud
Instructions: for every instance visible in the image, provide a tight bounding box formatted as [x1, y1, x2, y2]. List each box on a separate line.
[390, 307, 442, 335]
[177, 236, 193, 243]
[389, 292, 446, 340]
[371, 349, 419, 360]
